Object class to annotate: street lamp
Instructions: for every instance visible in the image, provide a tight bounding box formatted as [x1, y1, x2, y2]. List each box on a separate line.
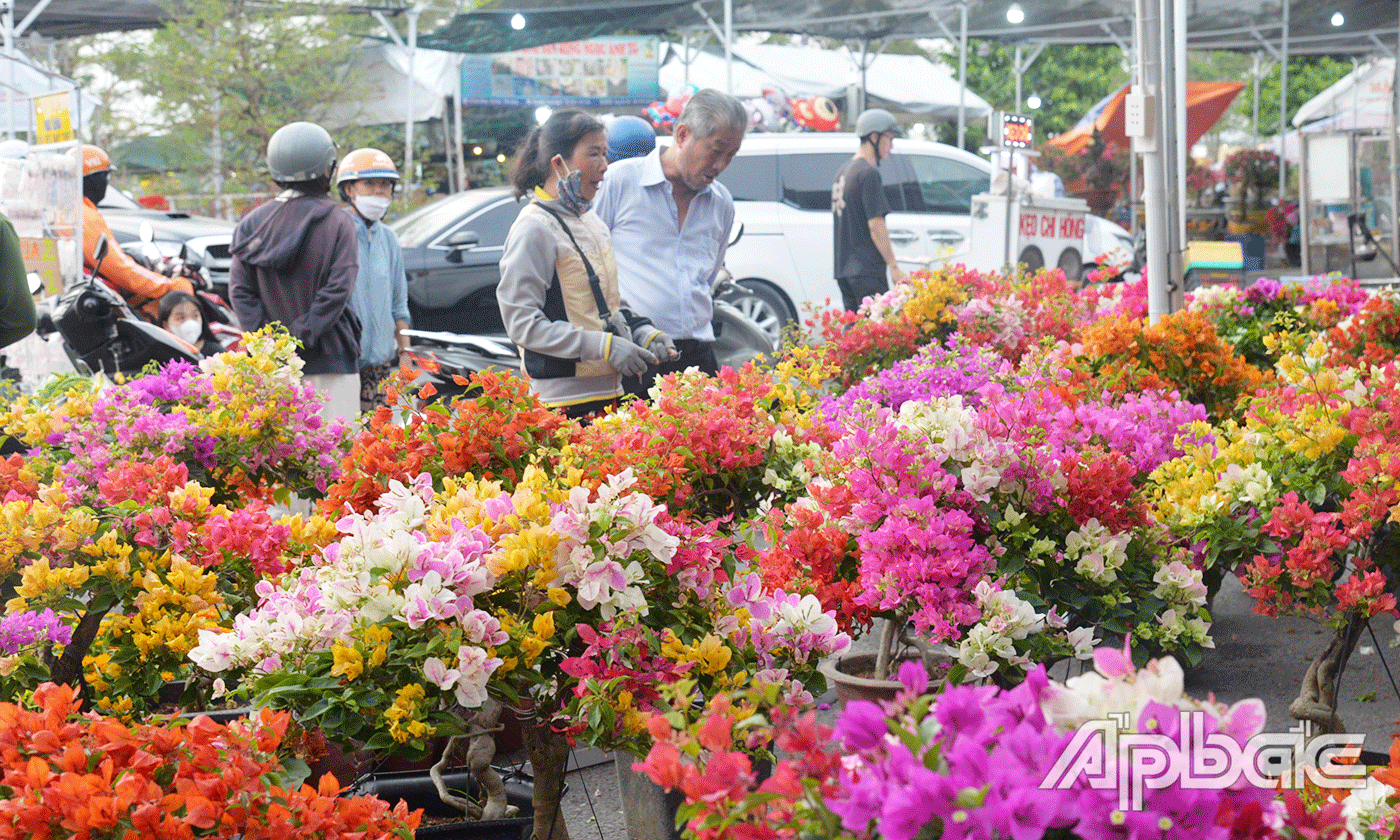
[510, 13, 526, 30]
[1006, 3, 1025, 24]
[1026, 92, 1041, 109]
[1330, 11, 1344, 26]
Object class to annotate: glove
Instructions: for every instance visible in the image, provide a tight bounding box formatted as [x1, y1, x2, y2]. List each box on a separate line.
[642, 329, 679, 362]
[606, 311, 630, 337]
[606, 334, 658, 378]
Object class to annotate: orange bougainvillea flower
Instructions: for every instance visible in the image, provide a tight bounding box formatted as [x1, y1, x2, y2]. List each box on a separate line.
[0, 682, 418, 840]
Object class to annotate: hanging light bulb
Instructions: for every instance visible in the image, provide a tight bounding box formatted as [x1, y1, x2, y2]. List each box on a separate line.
[510, 13, 526, 30]
[1330, 11, 1344, 26]
[1006, 3, 1025, 24]
[1027, 92, 1041, 109]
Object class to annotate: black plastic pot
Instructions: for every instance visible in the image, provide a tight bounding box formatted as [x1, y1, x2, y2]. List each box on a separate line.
[347, 766, 537, 840]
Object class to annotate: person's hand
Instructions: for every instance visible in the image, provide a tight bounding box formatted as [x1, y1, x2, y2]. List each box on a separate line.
[645, 329, 679, 361]
[607, 335, 658, 378]
[606, 311, 630, 337]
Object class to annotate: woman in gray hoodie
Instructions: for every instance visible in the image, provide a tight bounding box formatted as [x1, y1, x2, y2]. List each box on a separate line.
[497, 110, 675, 419]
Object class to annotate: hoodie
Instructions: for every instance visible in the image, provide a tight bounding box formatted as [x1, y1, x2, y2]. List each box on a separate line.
[229, 189, 361, 374]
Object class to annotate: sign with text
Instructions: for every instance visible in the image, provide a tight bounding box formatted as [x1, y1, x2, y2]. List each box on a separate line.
[460, 36, 660, 107]
[33, 91, 74, 145]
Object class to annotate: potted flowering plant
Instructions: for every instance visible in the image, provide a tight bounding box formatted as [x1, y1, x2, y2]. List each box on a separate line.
[766, 324, 1217, 690]
[635, 643, 1277, 840]
[1148, 336, 1400, 735]
[194, 459, 850, 840]
[0, 681, 418, 839]
[0, 330, 347, 715]
[1224, 148, 1281, 212]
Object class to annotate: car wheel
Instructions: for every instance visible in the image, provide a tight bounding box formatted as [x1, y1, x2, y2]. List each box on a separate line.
[727, 280, 794, 346]
[1018, 246, 1044, 272]
[1057, 248, 1083, 283]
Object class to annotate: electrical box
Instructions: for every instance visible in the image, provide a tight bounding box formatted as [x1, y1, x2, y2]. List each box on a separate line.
[1124, 91, 1151, 138]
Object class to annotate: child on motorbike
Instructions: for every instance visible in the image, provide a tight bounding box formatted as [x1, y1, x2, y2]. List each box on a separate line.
[158, 290, 225, 357]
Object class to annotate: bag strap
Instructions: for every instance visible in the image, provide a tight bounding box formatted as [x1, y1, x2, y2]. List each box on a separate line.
[533, 200, 614, 324]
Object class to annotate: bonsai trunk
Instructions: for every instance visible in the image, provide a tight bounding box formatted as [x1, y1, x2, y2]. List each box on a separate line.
[1289, 613, 1366, 734]
[521, 715, 571, 840]
[46, 606, 109, 698]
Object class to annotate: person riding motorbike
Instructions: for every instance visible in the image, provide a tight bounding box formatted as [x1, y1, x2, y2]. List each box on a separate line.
[80, 144, 192, 319]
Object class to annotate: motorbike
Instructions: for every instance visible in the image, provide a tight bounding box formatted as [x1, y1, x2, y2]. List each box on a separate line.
[38, 233, 203, 379]
[122, 220, 243, 351]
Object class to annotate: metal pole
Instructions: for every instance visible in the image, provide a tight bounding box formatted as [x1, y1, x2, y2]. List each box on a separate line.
[1278, 0, 1289, 197]
[1169, 0, 1186, 308]
[1136, 0, 1169, 322]
[405, 6, 420, 203]
[1251, 52, 1261, 144]
[957, 2, 968, 149]
[1014, 43, 1023, 111]
[724, 0, 732, 94]
[1391, 7, 1399, 267]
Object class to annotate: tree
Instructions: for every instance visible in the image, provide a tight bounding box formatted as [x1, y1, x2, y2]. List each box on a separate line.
[1255, 54, 1353, 131]
[953, 40, 1130, 151]
[104, 0, 378, 192]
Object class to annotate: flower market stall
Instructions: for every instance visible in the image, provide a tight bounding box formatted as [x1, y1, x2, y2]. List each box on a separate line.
[3, 251, 1400, 839]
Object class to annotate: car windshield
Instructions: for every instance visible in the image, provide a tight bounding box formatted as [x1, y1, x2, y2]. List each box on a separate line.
[392, 191, 510, 248]
[97, 184, 143, 210]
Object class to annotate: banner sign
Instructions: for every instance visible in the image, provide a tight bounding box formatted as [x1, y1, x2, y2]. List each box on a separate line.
[33, 90, 75, 145]
[461, 36, 659, 107]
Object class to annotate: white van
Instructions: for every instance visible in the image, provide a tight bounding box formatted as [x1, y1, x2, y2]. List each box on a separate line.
[714, 133, 1133, 325]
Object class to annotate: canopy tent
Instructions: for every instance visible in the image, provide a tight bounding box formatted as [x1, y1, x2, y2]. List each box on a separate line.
[0, 47, 94, 136]
[420, 1, 1398, 57]
[659, 42, 992, 120]
[317, 40, 462, 130]
[1044, 81, 1245, 156]
[1291, 58, 1394, 127]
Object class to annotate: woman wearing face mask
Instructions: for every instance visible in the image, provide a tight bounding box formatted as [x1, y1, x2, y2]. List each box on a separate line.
[337, 148, 411, 413]
[497, 109, 676, 419]
[158, 291, 225, 356]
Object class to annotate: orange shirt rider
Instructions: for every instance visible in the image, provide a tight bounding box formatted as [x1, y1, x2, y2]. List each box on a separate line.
[80, 145, 191, 318]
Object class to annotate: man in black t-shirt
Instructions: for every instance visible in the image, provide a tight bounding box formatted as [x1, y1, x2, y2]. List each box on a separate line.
[832, 108, 908, 311]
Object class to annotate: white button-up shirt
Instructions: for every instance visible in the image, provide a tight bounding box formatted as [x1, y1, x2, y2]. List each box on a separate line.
[593, 147, 734, 342]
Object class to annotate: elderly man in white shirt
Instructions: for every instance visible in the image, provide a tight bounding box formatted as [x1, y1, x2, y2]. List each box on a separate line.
[594, 89, 747, 397]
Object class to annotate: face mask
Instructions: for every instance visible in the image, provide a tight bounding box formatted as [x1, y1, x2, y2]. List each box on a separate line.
[172, 319, 202, 345]
[353, 194, 392, 222]
[555, 168, 591, 215]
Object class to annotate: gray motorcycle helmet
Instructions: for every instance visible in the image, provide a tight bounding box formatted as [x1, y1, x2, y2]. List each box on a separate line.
[854, 108, 900, 140]
[267, 121, 338, 183]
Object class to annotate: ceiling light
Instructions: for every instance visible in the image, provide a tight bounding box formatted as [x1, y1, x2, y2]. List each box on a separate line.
[510, 13, 526, 30]
[1330, 11, 1344, 26]
[1006, 3, 1025, 24]
[1026, 92, 1041, 109]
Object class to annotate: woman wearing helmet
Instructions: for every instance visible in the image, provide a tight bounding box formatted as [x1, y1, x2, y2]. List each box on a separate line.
[79, 144, 193, 318]
[336, 148, 410, 413]
[228, 121, 361, 423]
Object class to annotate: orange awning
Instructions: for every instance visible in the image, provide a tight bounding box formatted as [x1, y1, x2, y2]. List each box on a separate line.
[1043, 81, 1246, 155]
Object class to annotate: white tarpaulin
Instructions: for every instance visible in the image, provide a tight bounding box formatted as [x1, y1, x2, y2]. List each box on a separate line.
[659, 42, 991, 120]
[318, 41, 463, 130]
[0, 49, 95, 137]
[1292, 58, 1393, 127]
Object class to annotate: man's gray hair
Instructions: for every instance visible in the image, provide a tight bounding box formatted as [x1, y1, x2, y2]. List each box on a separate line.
[678, 89, 748, 139]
